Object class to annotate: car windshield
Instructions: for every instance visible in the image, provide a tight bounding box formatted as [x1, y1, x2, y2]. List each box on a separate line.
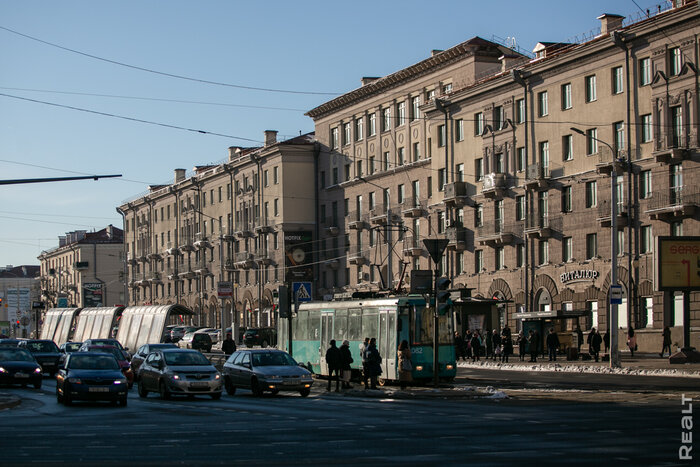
[90, 339, 123, 349]
[163, 352, 211, 366]
[65, 343, 82, 352]
[89, 347, 123, 362]
[27, 341, 59, 353]
[69, 354, 120, 370]
[0, 349, 35, 362]
[251, 352, 296, 367]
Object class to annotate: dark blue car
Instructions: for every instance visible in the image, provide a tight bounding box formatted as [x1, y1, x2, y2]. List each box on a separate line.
[0, 348, 43, 389]
[56, 352, 128, 406]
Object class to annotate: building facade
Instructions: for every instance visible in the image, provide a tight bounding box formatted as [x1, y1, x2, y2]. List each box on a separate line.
[117, 132, 317, 336]
[37, 226, 124, 311]
[0, 265, 40, 337]
[308, 1, 700, 352]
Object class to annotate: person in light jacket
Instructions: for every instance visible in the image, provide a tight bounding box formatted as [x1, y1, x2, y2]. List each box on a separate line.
[339, 340, 353, 389]
[397, 340, 412, 390]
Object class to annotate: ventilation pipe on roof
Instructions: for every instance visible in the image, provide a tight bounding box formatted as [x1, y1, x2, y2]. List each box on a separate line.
[597, 13, 625, 36]
[174, 168, 186, 184]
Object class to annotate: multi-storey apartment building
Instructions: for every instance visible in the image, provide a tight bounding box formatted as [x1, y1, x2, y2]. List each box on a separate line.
[0, 265, 40, 337]
[117, 132, 317, 336]
[38, 226, 124, 311]
[308, 1, 700, 352]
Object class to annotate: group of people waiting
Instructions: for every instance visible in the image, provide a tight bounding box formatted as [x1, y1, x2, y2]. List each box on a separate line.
[454, 325, 514, 363]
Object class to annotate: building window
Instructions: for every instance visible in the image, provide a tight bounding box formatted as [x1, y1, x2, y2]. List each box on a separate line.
[563, 237, 573, 262]
[516, 195, 525, 220]
[437, 211, 445, 234]
[586, 233, 598, 259]
[495, 153, 504, 173]
[383, 151, 390, 171]
[369, 156, 375, 174]
[412, 142, 420, 162]
[397, 101, 406, 126]
[671, 221, 683, 237]
[411, 96, 421, 121]
[382, 108, 391, 132]
[427, 89, 435, 102]
[437, 124, 446, 147]
[562, 134, 573, 161]
[516, 243, 525, 267]
[397, 184, 405, 204]
[538, 240, 549, 265]
[516, 147, 525, 172]
[585, 75, 597, 102]
[641, 114, 653, 143]
[455, 119, 464, 142]
[515, 99, 525, 124]
[612, 66, 624, 94]
[562, 186, 572, 212]
[456, 164, 464, 182]
[474, 112, 483, 136]
[397, 147, 405, 166]
[320, 171, 326, 189]
[561, 83, 572, 110]
[274, 199, 279, 216]
[475, 158, 484, 181]
[639, 57, 651, 86]
[344, 164, 351, 182]
[368, 113, 376, 136]
[618, 229, 625, 257]
[356, 160, 363, 177]
[640, 170, 652, 199]
[641, 225, 653, 254]
[671, 106, 682, 147]
[332, 167, 338, 185]
[586, 128, 598, 155]
[669, 47, 682, 76]
[475, 204, 483, 228]
[538, 91, 548, 117]
[455, 251, 463, 275]
[331, 127, 339, 149]
[539, 141, 549, 170]
[586, 181, 597, 208]
[494, 106, 504, 130]
[273, 166, 279, 184]
[475, 250, 483, 273]
[355, 117, 363, 141]
[437, 168, 446, 191]
[495, 247, 505, 270]
[343, 123, 351, 146]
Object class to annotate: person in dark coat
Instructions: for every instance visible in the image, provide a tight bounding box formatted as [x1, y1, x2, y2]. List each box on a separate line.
[485, 330, 493, 359]
[661, 326, 672, 357]
[518, 331, 526, 361]
[502, 325, 512, 340]
[339, 340, 353, 389]
[454, 332, 464, 361]
[360, 337, 370, 388]
[325, 340, 341, 392]
[221, 333, 236, 355]
[546, 328, 560, 361]
[528, 330, 539, 362]
[365, 337, 382, 389]
[575, 326, 584, 355]
[590, 328, 603, 362]
[627, 326, 637, 357]
[492, 329, 502, 361]
[603, 330, 610, 354]
[470, 331, 481, 362]
[501, 333, 513, 363]
[465, 330, 472, 360]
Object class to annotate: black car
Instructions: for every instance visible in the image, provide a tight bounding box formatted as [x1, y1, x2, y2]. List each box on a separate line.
[0, 347, 43, 388]
[18, 339, 61, 376]
[80, 339, 130, 359]
[56, 352, 129, 406]
[0, 338, 22, 348]
[131, 343, 178, 380]
[58, 342, 83, 366]
[243, 328, 277, 348]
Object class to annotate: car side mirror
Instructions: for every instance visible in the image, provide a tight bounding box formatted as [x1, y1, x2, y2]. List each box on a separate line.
[243, 362, 251, 369]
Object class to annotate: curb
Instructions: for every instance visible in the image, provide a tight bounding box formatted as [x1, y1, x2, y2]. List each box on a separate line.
[319, 387, 507, 400]
[0, 393, 21, 410]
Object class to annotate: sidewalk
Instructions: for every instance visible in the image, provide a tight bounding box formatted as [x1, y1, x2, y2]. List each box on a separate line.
[321, 385, 508, 400]
[457, 352, 700, 377]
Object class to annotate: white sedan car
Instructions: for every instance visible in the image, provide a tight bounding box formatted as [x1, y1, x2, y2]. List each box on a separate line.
[197, 328, 221, 344]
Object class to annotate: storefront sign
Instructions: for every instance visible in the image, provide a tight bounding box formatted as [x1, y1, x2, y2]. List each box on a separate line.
[560, 269, 599, 284]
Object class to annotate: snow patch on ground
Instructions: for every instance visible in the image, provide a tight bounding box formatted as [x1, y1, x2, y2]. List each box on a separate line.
[457, 360, 700, 378]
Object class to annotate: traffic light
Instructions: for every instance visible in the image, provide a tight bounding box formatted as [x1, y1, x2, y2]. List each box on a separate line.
[436, 276, 452, 315]
[277, 285, 290, 319]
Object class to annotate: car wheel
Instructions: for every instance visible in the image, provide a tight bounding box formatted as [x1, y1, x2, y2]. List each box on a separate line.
[378, 378, 388, 387]
[34, 380, 42, 390]
[270, 388, 280, 395]
[211, 392, 222, 400]
[137, 380, 148, 398]
[56, 389, 63, 403]
[299, 388, 310, 397]
[224, 376, 236, 395]
[119, 397, 128, 407]
[63, 390, 72, 406]
[251, 377, 263, 397]
[159, 380, 171, 400]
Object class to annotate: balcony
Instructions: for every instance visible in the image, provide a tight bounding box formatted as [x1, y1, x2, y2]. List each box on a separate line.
[254, 217, 275, 234]
[476, 221, 518, 246]
[348, 210, 370, 230]
[165, 242, 180, 256]
[597, 199, 628, 228]
[446, 226, 467, 251]
[234, 221, 255, 238]
[481, 173, 507, 199]
[347, 246, 366, 265]
[194, 232, 212, 249]
[524, 215, 562, 239]
[443, 181, 469, 207]
[178, 267, 196, 279]
[165, 267, 178, 280]
[224, 258, 237, 271]
[178, 238, 195, 253]
[234, 251, 255, 269]
[400, 199, 427, 218]
[653, 129, 695, 163]
[147, 271, 163, 284]
[326, 259, 340, 269]
[324, 217, 340, 236]
[255, 248, 273, 266]
[126, 254, 138, 266]
[128, 279, 139, 289]
[402, 236, 423, 257]
[594, 146, 627, 176]
[222, 227, 236, 242]
[147, 251, 162, 261]
[136, 251, 148, 263]
[645, 187, 699, 221]
[525, 164, 551, 190]
[369, 205, 399, 225]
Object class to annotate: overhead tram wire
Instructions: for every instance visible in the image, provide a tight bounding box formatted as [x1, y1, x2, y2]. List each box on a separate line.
[0, 25, 339, 97]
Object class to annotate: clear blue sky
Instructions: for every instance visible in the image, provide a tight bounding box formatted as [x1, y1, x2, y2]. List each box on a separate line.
[0, 0, 659, 266]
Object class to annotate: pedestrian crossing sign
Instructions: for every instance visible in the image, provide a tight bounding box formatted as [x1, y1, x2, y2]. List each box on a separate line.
[292, 282, 312, 302]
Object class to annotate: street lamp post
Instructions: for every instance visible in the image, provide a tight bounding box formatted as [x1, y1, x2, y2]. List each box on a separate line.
[571, 127, 622, 368]
[357, 177, 392, 291]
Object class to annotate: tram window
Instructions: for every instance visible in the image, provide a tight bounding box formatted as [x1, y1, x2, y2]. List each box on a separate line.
[362, 312, 378, 340]
[347, 308, 362, 340]
[335, 310, 348, 339]
[295, 311, 307, 340]
[309, 311, 320, 340]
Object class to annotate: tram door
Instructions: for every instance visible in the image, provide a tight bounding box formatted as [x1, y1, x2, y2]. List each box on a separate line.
[319, 311, 333, 375]
[379, 309, 397, 380]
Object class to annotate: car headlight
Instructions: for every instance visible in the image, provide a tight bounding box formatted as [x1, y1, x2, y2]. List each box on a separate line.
[214, 373, 221, 380]
[34, 367, 42, 373]
[67, 377, 82, 384]
[113, 378, 128, 385]
[171, 373, 180, 380]
[0, 367, 6, 373]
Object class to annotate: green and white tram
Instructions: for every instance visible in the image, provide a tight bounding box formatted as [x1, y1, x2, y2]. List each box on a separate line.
[277, 295, 456, 383]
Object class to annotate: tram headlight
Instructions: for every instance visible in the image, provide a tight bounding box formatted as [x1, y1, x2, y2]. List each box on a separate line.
[446, 364, 454, 370]
[415, 365, 424, 372]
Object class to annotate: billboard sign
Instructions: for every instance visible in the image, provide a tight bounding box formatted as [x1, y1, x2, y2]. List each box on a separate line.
[284, 231, 314, 282]
[655, 236, 700, 291]
[83, 282, 104, 307]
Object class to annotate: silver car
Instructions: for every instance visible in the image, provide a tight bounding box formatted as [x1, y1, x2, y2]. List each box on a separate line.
[222, 349, 313, 397]
[137, 349, 222, 400]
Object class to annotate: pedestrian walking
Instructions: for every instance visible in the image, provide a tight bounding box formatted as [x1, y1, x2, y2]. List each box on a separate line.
[485, 330, 493, 359]
[518, 331, 526, 361]
[590, 328, 603, 362]
[465, 330, 472, 360]
[454, 331, 465, 361]
[339, 340, 353, 389]
[360, 337, 370, 388]
[365, 337, 382, 389]
[221, 333, 237, 355]
[325, 339, 341, 392]
[398, 340, 412, 390]
[546, 328, 560, 361]
[502, 324, 512, 340]
[492, 329, 501, 361]
[470, 331, 481, 362]
[528, 329, 539, 362]
[603, 330, 610, 354]
[501, 333, 513, 363]
[660, 326, 672, 357]
[627, 326, 637, 357]
[575, 326, 584, 355]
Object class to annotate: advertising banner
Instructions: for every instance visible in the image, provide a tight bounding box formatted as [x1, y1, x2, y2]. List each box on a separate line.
[284, 231, 314, 282]
[83, 282, 104, 307]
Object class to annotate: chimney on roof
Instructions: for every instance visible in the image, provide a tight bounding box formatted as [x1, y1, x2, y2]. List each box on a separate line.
[361, 77, 379, 86]
[106, 224, 113, 238]
[431, 50, 443, 57]
[264, 130, 278, 146]
[499, 54, 524, 72]
[597, 13, 625, 36]
[228, 146, 242, 161]
[59, 236, 66, 247]
[174, 168, 186, 183]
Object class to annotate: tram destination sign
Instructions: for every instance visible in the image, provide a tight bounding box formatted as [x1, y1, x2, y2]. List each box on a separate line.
[655, 236, 700, 291]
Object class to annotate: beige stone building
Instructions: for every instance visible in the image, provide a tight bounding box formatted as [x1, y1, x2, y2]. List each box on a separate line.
[308, 1, 700, 353]
[37, 226, 124, 310]
[117, 132, 317, 336]
[0, 265, 40, 337]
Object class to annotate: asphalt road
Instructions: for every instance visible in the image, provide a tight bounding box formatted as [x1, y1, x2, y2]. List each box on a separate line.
[0, 376, 691, 466]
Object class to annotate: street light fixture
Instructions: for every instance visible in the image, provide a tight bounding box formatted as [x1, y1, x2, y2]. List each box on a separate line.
[571, 126, 621, 368]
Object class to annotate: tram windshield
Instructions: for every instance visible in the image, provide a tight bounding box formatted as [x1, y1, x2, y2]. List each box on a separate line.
[411, 305, 453, 345]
